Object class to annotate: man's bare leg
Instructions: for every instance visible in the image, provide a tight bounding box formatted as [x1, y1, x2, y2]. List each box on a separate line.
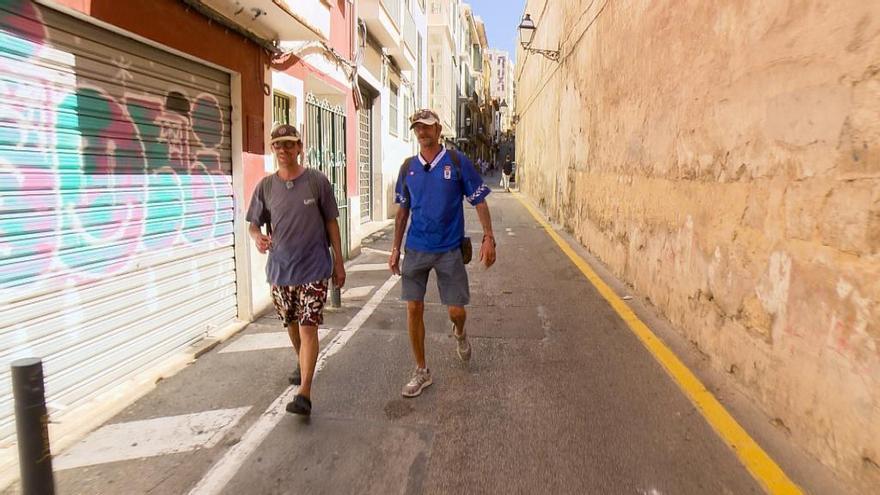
[402, 300, 432, 397]
[449, 305, 466, 336]
[407, 301, 427, 369]
[449, 305, 471, 361]
[297, 325, 319, 398]
[287, 322, 301, 354]
[286, 322, 302, 384]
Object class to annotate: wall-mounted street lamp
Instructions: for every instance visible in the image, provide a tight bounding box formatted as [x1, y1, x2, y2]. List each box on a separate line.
[518, 13, 560, 61]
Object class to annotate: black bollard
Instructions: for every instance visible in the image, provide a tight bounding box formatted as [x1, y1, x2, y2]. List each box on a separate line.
[11, 358, 55, 495]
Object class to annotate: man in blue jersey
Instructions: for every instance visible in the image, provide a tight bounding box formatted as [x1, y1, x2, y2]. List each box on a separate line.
[388, 109, 497, 398]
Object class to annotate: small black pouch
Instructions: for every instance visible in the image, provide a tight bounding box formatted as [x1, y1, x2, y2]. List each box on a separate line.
[460, 236, 473, 264]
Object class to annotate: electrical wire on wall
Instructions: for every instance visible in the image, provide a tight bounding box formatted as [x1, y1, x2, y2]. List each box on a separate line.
[271, 39, 364, 109]
[558, 0, 600, 52]
[352, 20, 368, 108]
[517, 0, 609, 121]
[514, 0, 552, 79]
[271, 41, 356, 72]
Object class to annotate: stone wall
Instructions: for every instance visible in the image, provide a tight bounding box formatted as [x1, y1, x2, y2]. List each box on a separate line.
[515, 0, 880, 489]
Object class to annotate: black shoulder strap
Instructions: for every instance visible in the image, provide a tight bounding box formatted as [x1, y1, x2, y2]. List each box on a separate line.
[448, 150, 467, 186]
[448, 149, 461, 174]
[304, 168, 332, 247]
[400, 151, 461, 176]
[305, 167, 320, 201]
[305, 168, 326, 224]
[261, 173, 273, 206]
[260, 174, 273, 234]
[399, 156, 412, 177]
[399, 156, 412, 184]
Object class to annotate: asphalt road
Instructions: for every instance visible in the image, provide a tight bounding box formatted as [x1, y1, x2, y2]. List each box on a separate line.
[9, 182, 855, 495]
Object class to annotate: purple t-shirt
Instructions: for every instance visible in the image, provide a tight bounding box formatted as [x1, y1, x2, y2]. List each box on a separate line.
[246, 170, 339, 286]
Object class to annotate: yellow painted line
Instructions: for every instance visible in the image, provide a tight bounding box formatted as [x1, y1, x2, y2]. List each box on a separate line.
[514, 193, 803, 495]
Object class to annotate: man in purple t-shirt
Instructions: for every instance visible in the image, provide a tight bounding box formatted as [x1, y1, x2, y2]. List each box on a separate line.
[246, 123, 346, 416]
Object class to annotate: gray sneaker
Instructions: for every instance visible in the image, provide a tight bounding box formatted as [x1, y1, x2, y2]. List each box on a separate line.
[453, 324, 472, 361]
[401, 368, 432, 398]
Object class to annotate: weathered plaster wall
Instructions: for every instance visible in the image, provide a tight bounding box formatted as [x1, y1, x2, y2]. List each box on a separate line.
[516, 0, 880, 489]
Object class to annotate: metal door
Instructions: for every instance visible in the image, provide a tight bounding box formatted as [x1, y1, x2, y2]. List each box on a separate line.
[304, 93, 349, 258]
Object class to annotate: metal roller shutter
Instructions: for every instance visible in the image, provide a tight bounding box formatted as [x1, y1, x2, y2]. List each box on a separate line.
[0, 1, 237, 448]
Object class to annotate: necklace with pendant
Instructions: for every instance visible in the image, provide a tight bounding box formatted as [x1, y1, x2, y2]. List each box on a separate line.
[285, 180, 294, 189]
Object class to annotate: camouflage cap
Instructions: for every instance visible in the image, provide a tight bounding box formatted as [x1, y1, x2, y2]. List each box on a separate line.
[409, 108, 440, 129]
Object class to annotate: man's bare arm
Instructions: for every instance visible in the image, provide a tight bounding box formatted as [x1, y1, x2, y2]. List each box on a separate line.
[475, 202, 496, 268]
[326, 218, 346, 288]
[389, 207, 410, 275]
[249, 223, 271, 253]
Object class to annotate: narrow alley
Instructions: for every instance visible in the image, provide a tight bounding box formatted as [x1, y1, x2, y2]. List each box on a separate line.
[2, 1, 877, 494]
[5, 188, 853, 495]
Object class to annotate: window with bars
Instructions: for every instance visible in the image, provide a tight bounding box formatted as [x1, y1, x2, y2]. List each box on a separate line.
[390, 82, 399, 136]
[273, 93, 290, 125]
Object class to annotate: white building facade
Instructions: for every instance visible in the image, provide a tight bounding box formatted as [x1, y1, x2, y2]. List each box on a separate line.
[427, 0, 463, 144]
[356, 0, 429, 235]
[488, 49, 515, 133]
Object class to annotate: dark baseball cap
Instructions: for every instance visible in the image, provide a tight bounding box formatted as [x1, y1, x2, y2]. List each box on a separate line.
[270, 123, 301, 144]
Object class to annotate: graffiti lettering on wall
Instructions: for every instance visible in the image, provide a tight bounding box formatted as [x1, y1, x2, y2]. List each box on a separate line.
[0, 0, 232, 302]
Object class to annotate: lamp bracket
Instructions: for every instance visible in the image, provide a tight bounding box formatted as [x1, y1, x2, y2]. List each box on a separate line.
[522, 43, 560, 61]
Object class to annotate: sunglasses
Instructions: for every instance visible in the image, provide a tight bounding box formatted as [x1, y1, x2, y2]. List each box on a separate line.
[272, 141, 299, 150]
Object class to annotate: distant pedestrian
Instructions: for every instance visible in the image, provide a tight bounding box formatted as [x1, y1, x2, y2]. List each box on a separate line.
[246, 123, 346, 416]
[501, 157, 513, 192]
[389, 108, 497, 398]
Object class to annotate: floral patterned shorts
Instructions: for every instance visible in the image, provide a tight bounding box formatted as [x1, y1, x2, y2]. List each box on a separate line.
[271, 280, 329, 327]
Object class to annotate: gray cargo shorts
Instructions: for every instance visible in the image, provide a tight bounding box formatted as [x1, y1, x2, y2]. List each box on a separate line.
[401, 248, 470, 306]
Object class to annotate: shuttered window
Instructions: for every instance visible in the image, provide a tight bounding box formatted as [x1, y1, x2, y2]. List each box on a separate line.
[389, 82, 399, 136]
[273, 93, 291, 125]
